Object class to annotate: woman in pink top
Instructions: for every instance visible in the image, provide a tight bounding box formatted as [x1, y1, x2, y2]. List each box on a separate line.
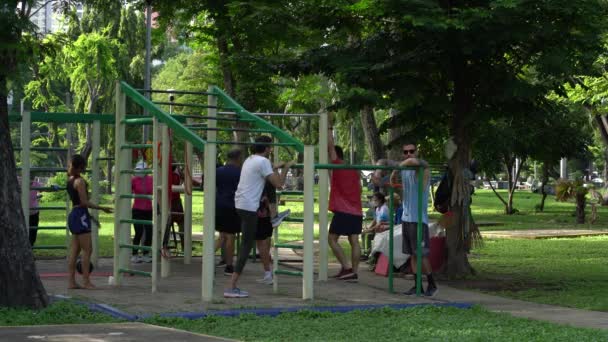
[131, 161, 153, 263]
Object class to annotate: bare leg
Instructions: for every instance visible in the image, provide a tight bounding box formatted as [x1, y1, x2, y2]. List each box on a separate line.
[78, 233, 95, 289]
[348, 234, 361, 273]
[230, 272, 240, 288]
[328, 233, 349, 269]
[410, 256, 432, 275]
[67, 236, 81, 289]
[269, 203, 278, 218]
[214, 234, 225, 253]
[225, 233, 235, 266]
[256, 239, 272, 272]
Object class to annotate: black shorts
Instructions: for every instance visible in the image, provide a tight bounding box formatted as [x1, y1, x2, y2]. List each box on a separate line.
[402, 222, 430, 257]
[255, 217, 273, 240]
[329, 211, 363, 236]
[216, 207, 240, 234]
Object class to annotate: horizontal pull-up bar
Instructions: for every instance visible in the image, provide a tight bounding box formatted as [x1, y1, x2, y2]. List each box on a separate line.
[218, 111, 321, 118]
[292, 163, 425, 171]
[206, 141, 299, 147]
[14, 147, 68, 152]
[178, 115, 255, 122]
[136, 89, 215, 96]
[186, 126, 276, 133]
[153, 101, 220, 109]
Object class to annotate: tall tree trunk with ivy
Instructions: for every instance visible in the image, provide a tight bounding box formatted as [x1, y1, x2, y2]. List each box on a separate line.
[444, 62, 475, 277]
[0, 76, 49, 309]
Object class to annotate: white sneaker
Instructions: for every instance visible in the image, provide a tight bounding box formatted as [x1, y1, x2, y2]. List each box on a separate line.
[141, 255, 152, 263]
[256, 275, 273, 285]
[130, 255, 142, 263]
[271, 209, 291, 228]
[224, 288, 249, 298]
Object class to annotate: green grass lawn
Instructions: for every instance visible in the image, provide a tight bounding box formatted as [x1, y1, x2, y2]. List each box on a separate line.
[464, 236, 608, 312]
[0, 301, 119, 326]
[2, 302, 606, 341]
[464, 189, 608, 230]
[145, 306, 608, 341]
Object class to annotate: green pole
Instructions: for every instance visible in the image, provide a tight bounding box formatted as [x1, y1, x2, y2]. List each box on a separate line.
[416, 165, 424, 296]
[388, 186, 395, 293]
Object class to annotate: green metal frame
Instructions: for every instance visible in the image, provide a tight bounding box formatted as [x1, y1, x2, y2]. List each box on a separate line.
[120, 81, 207, 151]
[211, 86, 304, 153]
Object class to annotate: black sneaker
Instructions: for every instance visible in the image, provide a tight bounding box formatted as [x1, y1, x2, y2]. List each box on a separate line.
[403, 285, 418, 296]
[424, 285, 438, 297]
[223, 265, 234, 276]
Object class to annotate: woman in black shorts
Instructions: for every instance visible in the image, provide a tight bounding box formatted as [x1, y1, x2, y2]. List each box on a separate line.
[66, 154, 112, 289]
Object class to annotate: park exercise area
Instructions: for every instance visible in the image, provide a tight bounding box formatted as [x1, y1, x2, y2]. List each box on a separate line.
[7, 80, 608, 341]
[12, 81, 434, 301]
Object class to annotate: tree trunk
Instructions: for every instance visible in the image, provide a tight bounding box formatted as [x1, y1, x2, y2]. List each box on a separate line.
[539, 163, 550, 212]
[0, 79, 49, 309]
[79, 99, 96, 161]
[505, 158, 514, 214]
[387, 109, 403, 161]
[505, 158, 526, 215]
[576, 194, 586, 224]
[360, 106, 385, 162]
[603, 148, 608, 205]
[444, 63, 474, 277]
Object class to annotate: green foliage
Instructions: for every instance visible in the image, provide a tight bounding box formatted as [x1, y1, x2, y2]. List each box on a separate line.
[43, 172, 69, 202]
[65, 30, 120, 113]
[555, 179, 589, 202]
[145, 306, 608, 341]
[0, 301, 118, 326]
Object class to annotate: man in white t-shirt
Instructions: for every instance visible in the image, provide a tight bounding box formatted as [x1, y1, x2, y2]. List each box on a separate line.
[224, 135, 287, 298]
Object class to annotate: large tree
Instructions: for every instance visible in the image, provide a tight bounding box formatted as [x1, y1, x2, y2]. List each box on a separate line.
[0, 0, 50, 309]
[292, 0, 607, 276]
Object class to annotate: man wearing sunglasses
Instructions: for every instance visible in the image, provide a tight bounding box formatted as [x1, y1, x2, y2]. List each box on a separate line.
[390, 142, 437, 297]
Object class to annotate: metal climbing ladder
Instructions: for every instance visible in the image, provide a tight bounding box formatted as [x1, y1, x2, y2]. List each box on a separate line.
[113, 81, 208, 292]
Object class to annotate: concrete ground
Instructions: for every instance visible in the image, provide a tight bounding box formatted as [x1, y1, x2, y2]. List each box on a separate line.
[0, 323, 235, 342]
[37, 255, 430, 315]
[35, 248, 608, 330]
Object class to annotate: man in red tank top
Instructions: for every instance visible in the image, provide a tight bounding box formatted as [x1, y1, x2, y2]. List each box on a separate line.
[327, 125, 363, 282]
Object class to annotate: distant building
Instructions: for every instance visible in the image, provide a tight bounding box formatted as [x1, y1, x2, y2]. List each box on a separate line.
[29, 1, 83, 34]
